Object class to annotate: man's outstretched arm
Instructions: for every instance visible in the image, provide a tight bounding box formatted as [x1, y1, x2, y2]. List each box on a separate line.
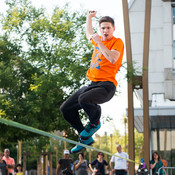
[86, 11, 96, 41]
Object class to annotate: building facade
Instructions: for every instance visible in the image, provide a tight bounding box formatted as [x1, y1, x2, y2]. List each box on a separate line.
[129, 0, 175, 167]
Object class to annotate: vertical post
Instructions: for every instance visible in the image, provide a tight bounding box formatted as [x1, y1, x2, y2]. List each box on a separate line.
[105, 132, 108, 161]
[23, 153, 26, 175]
[41, 152, 44, 175]
[122, 0, 135, 174]
[89, 149, 91, 163]
[54, 147, 58, 169]
[50, 152, 52, 175]
[124, 118, 127, 152]
[18, 141, 22, 164]
[17, 144, 19, 164]
[46, 150, 48, 175]
[143, 0, 151, 170]
[99, 135, 101, 150]
[43, 154, 46, 175]
[110, 134, 113, 153]
[63, 131, 67, 149]
[64, 141, 67, 150]
[164, 129, 167, 158]
[157, 129, 160, 152]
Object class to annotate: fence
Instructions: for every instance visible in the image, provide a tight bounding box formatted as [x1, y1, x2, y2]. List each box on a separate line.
[157, 167, 175, 175]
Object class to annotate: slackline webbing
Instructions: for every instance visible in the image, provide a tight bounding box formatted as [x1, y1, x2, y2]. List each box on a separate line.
[0, 117, 139, 164]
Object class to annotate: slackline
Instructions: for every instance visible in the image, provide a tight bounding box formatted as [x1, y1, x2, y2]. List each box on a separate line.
[0, 117, 139, 164]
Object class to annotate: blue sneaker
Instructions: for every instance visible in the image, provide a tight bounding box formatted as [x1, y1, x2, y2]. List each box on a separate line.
[80, 121, 101, 139]
[71, 137, 94, 153]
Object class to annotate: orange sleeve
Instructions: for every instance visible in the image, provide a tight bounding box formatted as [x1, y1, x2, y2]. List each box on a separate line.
[91, 38, 96, 46]
[111, 38, 124, 54]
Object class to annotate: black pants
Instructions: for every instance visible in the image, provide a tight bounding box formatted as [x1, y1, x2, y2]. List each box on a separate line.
[115, 170, 127, 175]
[60, 81, 116, 133]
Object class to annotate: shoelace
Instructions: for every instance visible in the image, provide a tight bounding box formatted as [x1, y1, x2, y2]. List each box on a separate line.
[79, 137, 87, 143]
[85, 123, 96, 132]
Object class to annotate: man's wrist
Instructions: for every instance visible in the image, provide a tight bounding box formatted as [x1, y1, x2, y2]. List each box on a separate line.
[87, 15, 93, 20]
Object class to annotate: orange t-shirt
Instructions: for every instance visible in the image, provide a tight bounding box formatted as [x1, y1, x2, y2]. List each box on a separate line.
[86, 36, 124, 87]
[2, 156, 15, 173]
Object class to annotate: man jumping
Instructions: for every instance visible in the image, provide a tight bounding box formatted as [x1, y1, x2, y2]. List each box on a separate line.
[60, 11, 124, 153]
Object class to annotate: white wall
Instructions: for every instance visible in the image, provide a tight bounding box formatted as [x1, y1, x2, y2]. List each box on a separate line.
[129, 0, 175, 102]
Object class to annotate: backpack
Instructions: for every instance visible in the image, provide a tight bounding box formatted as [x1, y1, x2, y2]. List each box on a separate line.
[161, 159, 168, 167]
[136, 163, 149, 175]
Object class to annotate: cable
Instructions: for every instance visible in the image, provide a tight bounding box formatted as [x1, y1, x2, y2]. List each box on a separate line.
[0, 117, 139, 164]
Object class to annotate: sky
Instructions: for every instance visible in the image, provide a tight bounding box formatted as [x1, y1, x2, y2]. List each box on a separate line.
[0, 0, 140, 136]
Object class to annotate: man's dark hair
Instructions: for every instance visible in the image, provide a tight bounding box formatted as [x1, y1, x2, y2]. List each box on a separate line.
[99, 16, 115, 26]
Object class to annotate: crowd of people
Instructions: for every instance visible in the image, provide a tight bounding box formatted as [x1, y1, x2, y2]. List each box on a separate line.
[0, 145, 168, 175]
[56, 145, 128, 175]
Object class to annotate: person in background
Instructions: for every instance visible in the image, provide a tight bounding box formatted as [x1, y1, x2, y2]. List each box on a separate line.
[2, 148, 15, 175]
[150, 152, 167, 175]
[110, 145, 128, 175]
[89, 152, 108, 175]
[56, 149, 74, 175]
[74, 152, 89, 175]
[14, 164, 23, 175]
[0, 151, 9, 175]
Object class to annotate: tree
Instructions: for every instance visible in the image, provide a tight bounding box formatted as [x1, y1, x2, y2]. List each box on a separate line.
[0, 0, 94, 147]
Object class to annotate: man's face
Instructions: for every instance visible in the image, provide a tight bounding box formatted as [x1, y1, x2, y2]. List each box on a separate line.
[99, 22, 115, 41]
[4, 149, 10, 157]
[117, 145, 121, 153]
[64, 154, 69, 159]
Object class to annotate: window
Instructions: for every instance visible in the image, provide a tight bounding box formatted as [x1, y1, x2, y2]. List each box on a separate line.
[151, 129, 175, 170]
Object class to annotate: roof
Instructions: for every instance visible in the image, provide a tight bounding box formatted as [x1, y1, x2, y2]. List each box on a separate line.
[126, 107, 175, 132]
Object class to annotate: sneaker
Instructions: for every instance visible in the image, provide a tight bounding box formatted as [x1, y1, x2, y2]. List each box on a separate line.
[80, 121, 101, 139]
[71, 137, 94, 153]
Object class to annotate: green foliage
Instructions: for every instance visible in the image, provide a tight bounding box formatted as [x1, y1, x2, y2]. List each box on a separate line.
[134, 129, 144, 163]
[0, 0, 93, 148]
[122, 61, 142, 84]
